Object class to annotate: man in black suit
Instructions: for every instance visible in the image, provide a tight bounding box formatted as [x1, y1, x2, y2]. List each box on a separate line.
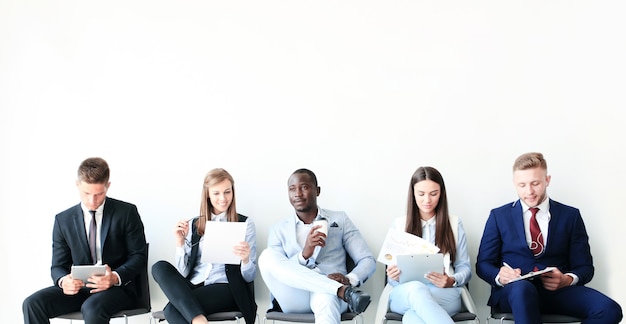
[23, 157, 147, 324]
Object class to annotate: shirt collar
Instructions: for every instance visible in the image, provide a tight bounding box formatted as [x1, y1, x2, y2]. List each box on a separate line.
[211, 211, 227, 222]
[81, 199, 105, 214]
[520, 197, 550, 213]
[294, 206, 324, 224]
[420, 216, 436, 227]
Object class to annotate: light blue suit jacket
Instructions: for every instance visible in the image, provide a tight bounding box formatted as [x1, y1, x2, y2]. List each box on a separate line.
[267, 207, 376, 285]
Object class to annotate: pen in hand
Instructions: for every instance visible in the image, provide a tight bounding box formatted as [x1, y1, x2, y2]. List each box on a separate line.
[502, 262, 521, 280]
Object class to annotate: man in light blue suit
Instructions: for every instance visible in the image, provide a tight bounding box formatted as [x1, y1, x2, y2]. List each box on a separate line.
[476, 152, 622, 324]
[259, 168, 376, 324]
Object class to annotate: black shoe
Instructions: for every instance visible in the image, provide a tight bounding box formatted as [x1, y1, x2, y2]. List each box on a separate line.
[343, 286, 371, 314]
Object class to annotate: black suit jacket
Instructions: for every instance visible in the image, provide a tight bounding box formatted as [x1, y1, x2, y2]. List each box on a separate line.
[51, 197, 147, 296]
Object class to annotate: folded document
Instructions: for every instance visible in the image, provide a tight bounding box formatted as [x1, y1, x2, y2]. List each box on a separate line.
[377, 229, 439, 266]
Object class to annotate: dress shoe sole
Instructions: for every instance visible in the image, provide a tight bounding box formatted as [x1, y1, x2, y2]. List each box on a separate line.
[352, 295, 371, 314]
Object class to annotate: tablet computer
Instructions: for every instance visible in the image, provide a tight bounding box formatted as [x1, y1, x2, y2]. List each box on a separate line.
[396, 254, 444, 284]
[71, 265, 106, 283]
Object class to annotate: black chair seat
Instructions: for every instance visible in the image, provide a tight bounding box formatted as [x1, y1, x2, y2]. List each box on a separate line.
[151, 310, 245, 323]
[488, 306, 582, 323]
[384, 310, 479, 323]
[264, 310, 361, 323]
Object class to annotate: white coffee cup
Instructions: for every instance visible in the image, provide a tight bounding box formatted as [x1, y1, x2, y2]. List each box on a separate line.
[313, 219, 329, 236]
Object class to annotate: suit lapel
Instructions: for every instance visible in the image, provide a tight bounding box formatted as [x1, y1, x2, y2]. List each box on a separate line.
[315, 211, 332, 260]
[511, 200, 529, 253]
[100, 198, 114, 254]
[287, 216, 300, 253]
[545, 199, 558, 252]
[71, 204, 92, 263]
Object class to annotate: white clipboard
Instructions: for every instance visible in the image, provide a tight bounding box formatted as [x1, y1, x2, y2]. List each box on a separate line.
[508, 267, 556, 283]
[396, 254, 444, 284]
[200, 221, 247, 265]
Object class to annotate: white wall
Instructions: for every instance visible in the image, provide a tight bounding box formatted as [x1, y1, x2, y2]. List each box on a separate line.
[1, 1, 625, 323]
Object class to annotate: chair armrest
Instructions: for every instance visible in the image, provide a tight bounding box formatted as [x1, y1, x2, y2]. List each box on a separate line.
[374, 283, 393, 323]
[460, 285, 478, 315]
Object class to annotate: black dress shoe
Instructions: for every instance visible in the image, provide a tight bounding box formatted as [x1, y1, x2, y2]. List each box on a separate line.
[343, 286, 371, 314]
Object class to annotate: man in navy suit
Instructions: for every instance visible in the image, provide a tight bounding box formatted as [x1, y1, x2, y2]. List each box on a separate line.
[23, 157, 147, 324]
[476, 152, 622, 324]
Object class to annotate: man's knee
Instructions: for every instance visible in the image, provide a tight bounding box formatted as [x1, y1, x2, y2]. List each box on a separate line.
[258, 248, 279, 271]
[258, 249, 269, 269]
[506, 280, 538, 302]
[22, 293, 38, 314]
[23, 289, 50, 315]
[598, 297, 623, 323]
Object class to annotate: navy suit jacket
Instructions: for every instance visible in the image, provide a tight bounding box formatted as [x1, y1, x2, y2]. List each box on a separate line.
[476, 199, 594, 305]
[51, 197, 147, 295]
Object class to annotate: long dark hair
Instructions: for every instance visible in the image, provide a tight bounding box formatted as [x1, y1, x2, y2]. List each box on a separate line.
[405, 166, 456, 262]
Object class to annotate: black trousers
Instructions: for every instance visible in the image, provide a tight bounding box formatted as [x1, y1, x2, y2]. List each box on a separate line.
[23, 284, 134, 324]
[152, 260, 239, 324]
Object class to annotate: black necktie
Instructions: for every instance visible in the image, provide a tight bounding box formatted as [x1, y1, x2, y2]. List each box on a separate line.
[89, 210, 97, 264]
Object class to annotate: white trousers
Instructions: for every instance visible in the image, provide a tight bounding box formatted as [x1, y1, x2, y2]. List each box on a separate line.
[389, 281, 461, 324]
[259, 248, 348, 324]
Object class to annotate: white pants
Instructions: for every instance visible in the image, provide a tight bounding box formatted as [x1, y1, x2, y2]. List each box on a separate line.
[389, 281, 461, 324]
[259, 248, 348, 324]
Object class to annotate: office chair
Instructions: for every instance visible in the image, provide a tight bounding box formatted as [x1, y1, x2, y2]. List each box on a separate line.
[375, 282, 480, 324]
[262, 254, 365, 324]
[486, 305, 582, 323]
[55, 243, 151, 324]
[373, 259, 479, 324]
[150, 310, 247, 324]
[150, 280, 257, 324]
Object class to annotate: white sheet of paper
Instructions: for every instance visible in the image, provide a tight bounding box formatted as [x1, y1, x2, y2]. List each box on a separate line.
[377, 228, 440, 265]
[508, 267, 557, 283]
[200, 221, 247, 265]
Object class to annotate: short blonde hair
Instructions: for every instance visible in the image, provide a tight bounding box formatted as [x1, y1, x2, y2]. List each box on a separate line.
[513, 152, 547, 172]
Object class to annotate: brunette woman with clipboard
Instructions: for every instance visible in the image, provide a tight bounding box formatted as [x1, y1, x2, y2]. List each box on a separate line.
[385, 166, 471, 324]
